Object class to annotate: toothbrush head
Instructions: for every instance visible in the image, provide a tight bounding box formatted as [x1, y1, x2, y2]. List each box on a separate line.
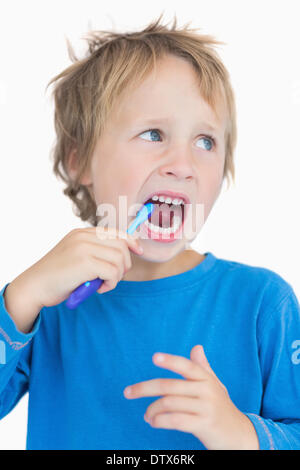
[134, 202, 155, 226]
[140, 202, 155, 219]
[127, 202, 155, 235]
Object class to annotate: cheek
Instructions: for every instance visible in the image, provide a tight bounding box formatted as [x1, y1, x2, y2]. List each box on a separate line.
[92, 158, 143, 211]
[198, 170, 224, 219]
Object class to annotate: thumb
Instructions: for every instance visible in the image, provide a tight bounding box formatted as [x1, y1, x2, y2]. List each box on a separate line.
[190, 345, 213, 374]
[190, 345, 227, 389]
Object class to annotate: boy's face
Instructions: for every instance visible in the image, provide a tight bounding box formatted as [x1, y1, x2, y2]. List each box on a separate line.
[80, 54, 227, 264]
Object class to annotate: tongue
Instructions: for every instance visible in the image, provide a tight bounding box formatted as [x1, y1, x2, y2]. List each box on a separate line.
[149, 202, 182, 228]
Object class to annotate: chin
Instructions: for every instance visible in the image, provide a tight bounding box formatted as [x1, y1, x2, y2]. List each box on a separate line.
[138, 241, 186, 261]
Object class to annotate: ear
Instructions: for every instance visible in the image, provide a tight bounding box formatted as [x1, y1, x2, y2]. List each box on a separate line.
[67, 148, 78, 181]
[67, 148, 92, 186]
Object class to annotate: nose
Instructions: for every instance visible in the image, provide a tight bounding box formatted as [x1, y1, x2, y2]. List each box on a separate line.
[158, 146, 197, 181]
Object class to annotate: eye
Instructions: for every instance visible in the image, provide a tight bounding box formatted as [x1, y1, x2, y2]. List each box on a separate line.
[138, 128, 216, 151]
[139, 129, 162, 142]
[196, 135, 215, 151]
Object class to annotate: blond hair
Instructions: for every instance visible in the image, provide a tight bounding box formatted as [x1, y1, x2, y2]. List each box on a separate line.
[46, 13, 237, 227]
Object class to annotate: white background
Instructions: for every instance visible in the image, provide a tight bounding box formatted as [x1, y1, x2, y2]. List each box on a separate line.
[0, 0, 299, 450]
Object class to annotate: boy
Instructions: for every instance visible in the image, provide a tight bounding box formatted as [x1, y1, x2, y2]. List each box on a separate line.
[1, 14, 300, 450]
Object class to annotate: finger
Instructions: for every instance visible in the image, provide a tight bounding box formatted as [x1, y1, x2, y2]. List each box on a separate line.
[93, 226, 143, 255]
[89, 256, 123, 293]
[84, 231, 141, 272]
[147, 411, 201, 436]
[74, 226, 142, 252]
[190, 345, 213, 374]
[83, 243, 130, 293]
[144, 395, 200, 423]
[124, 378, 201, 399]
[152, 352, 210, 381]
[190, 345, 225, 387]
[88, 240, 132, 274]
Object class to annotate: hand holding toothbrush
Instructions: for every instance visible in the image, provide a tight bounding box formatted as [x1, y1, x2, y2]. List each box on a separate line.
[6, 204, 153, 324]
[65, 203, 154, 308]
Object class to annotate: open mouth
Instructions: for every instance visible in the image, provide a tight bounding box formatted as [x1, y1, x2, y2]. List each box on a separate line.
[143, 197, 186, 232]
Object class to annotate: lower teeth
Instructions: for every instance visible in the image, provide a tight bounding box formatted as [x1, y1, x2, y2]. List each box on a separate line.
[144, 215, 182, 234]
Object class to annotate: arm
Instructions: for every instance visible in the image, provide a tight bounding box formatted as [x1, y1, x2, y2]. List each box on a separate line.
[0, 283, 41, 420]
[125, 280, 300, 450]
[3, 269, 44, 334]
[245, 285, 300, 450]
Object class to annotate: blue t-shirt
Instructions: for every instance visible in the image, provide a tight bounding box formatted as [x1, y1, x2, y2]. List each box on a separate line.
[0, 251, 300, 450]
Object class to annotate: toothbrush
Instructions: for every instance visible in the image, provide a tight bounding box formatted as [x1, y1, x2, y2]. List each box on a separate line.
[65, 202, 154, 309]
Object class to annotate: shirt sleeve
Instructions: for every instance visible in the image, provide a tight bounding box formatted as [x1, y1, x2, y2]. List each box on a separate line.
[245, 281, 300, 450]
[0, 283, 42, 420]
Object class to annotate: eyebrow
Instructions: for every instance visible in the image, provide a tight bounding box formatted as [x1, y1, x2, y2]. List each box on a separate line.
[134, 118, 219, 132]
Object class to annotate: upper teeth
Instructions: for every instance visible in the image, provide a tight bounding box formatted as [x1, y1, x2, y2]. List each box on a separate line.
[150, 195, 185, 205]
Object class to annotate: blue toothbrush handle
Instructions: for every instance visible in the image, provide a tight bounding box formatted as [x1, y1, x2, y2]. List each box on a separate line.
[65, 279, 103, 309]
[65, 203, 154, 309]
